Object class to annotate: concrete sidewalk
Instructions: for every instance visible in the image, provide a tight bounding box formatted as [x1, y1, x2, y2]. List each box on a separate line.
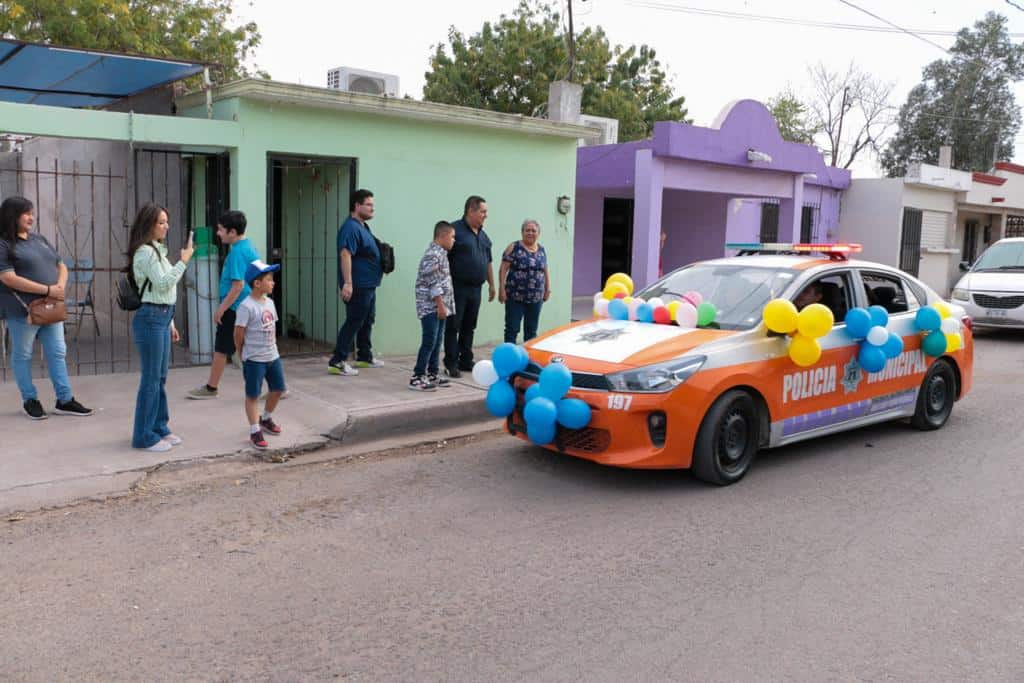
[0, 354, 493, 514]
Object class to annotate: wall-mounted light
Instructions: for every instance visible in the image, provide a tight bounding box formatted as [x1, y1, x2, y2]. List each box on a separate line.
[747, 148, 773, 164]
[557, 195, 572, 215]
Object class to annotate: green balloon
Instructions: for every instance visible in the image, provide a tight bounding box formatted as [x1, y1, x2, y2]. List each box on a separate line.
[697, 302, 717, 327]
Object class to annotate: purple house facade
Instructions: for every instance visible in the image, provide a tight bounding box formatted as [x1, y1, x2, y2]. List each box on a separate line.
[573, 100, 851, 296]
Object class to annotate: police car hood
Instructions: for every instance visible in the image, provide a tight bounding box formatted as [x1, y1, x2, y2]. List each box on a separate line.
[526, 319, 737, 370]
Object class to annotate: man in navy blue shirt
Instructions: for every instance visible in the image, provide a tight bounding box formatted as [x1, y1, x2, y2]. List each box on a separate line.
[328, 189, 383, 376]
[444, 195, 495, 377]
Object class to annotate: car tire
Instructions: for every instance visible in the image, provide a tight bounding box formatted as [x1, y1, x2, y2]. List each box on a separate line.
[910, 359, 957, 431]
[691, 389, 760, 486]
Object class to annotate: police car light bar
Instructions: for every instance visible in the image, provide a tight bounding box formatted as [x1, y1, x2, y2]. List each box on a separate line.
[726, 242, 863, 260]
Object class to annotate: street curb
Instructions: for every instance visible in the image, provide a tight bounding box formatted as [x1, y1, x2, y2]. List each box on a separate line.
[331, 390, 492, 445]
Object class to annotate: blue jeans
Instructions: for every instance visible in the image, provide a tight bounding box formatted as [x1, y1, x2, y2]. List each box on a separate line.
[243, 358, 287, 399]
[414, 313, 446, 377]
[330, 287, 376, 364]
[131, 303, 174, 448]
[504, 300, 543, 343]
[5, 316, 73, 403]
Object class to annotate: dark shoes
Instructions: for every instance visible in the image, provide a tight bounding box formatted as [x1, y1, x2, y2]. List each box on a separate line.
[428, 373, 451, 388]
[259, 417, 282, 435]
[54, 398, 93, 417]
[23, 399, 47, 420]
[444, 367, 462, 379]
[250, 431, 269, 450]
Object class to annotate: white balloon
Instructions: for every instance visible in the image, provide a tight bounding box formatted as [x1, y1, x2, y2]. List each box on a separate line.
[940, 317, 960, 335]
[647, 297, 665, 309]
[594, 298, 610, 318]
[471, 360, 499, 387]
[627, 299, 642, 321]
[593, 291, 604, 306]
[866, 325, 889, 347]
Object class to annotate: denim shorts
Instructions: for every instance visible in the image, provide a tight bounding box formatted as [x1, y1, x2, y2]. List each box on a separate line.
[242, 357, 286, 399]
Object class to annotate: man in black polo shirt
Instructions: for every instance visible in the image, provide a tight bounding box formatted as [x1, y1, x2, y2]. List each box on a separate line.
[444, 195, 495, 378]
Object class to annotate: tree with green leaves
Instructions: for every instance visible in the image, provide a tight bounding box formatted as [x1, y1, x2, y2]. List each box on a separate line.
[423, 1, 688, 141]
[0, 0, 263, 82]
[882, 12, 1024, 176]
[767, 90, 819, 144]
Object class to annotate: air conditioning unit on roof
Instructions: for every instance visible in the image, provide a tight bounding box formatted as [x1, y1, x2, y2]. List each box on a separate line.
[326, 67, 399, 97]
[578, 114, 619, 146]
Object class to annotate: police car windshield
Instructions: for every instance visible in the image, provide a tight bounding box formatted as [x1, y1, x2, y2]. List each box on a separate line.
[972, 241, 1024, 271]
[639, 264, 798, 330]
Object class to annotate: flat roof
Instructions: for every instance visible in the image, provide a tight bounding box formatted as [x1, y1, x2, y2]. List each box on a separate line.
[0, 38, 206, 108]
[175, 79, 601, 141]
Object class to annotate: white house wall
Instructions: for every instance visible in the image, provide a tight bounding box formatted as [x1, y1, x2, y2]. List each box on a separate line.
[837, 178, 904, 266]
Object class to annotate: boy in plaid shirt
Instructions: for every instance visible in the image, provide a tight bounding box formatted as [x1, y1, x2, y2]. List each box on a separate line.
[411, 221, 456, 391]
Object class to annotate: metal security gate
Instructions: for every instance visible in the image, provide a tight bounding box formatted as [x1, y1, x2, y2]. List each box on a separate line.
[759, 201, 780, 242]
[899, 207, 923, 276]
[0, 140, 228, 381]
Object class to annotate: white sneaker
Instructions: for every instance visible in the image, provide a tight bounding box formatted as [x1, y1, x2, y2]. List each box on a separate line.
[143, 440, 173, 453]
[328, 361, 359, 376]
[355, 357, 384, 368]
[162, 434, 183, 446]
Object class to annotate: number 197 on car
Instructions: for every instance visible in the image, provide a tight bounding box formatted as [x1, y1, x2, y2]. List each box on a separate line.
[607, 394, 633, 410]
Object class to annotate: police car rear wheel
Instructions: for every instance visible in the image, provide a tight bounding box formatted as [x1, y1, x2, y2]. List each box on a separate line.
[911, 359, 956, 431]
[692, 390, 759, 486]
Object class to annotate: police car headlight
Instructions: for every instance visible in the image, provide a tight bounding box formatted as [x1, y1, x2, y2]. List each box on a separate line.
[606, 356, 706, 393]
[951, 288, 970, 302]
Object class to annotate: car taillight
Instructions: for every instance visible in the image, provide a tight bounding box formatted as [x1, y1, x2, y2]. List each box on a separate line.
[961, 315, 973, 332]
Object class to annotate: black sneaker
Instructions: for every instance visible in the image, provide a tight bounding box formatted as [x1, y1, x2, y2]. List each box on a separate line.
[444, 366, 462, 379]
[428, 373, 451, 388]
[250, 431, 269, 450]
[409, 375, 437, 392]
[54, 398, 93, 417]
[23, 399, 47, 420]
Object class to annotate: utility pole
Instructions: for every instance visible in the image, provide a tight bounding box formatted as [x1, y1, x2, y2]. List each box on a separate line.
[567, 0, 577, 82]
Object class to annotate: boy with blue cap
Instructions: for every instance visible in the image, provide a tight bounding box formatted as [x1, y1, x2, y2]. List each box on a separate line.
[234, 259, 285, 450]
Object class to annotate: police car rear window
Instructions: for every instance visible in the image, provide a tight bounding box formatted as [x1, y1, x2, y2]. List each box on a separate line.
[641, 264, 798, 330]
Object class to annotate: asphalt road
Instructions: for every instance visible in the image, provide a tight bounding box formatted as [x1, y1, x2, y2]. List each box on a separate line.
[2, 331, 1023, 681]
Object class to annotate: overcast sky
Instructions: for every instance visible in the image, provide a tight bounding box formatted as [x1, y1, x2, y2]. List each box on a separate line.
[233, 0, 1024, 177]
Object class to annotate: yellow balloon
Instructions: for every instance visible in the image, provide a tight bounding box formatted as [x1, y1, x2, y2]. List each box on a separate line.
[666, 300, 681, 321]
[605, 272, 634, 296]
[622, 296, 635, 306]
[602, 281, 628, 300]
[934, 301, 953, 320]
[789, 334, 822, 367]
[945, 332, 962, 352]
[797, 303, 834, 339]
[763, 298, 799, 334]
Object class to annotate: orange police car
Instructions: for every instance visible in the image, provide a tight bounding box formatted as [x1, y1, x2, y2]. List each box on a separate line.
[506, 243, 974, 485]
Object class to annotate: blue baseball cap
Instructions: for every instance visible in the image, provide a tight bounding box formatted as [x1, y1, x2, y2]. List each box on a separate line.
[245, 259, 281, 284]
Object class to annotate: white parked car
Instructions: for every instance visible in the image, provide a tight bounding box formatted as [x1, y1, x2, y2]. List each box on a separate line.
[951, 237, 1024, 329]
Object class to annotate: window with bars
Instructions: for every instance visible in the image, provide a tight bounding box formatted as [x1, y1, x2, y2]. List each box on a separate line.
[1007, 215, 1024, 238]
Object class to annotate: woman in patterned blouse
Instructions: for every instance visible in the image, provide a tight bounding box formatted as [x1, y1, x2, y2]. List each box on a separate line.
[498, 219, 550, 343]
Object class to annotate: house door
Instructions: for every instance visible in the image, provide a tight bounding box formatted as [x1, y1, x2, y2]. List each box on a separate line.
[962, 220, 979, 264]
[601, 198, 634, 285]
[899, 208, 922, 276]
[800, 205, 817, 243]
[760, 202, 780, 242]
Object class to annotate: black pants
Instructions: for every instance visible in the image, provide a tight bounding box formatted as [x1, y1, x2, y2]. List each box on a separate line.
[330, 287, 376, 364]
[444, 282, 482, 371]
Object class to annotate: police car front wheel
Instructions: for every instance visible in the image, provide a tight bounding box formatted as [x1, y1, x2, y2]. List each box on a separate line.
[692, 389, 760, 486]
[911, 359, 957, 431]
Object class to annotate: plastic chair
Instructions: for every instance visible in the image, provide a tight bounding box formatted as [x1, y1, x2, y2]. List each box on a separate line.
[66, 258, 100, 337]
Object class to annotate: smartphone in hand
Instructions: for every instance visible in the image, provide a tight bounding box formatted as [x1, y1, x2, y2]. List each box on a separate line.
[188, 230, 195, 248]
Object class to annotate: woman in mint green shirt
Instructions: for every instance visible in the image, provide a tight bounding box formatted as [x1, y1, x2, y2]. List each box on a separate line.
[126, 203, 194, 452]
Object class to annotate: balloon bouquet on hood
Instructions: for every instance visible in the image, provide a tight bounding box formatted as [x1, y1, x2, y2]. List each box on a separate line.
[473, 272, 723, 445]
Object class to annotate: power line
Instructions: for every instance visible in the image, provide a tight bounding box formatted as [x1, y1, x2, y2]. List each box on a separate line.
[835, 0, 950, 53]
[624, 1, 1024, 38]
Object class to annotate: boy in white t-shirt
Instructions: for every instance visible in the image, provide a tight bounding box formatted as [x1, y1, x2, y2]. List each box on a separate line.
[234, 260, 285, 450]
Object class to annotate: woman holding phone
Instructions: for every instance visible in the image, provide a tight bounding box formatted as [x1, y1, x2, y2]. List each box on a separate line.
[126, 203, 194, 452]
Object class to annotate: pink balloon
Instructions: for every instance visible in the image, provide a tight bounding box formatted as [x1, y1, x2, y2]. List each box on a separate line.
[627, 298, 642, 320]
[676, 302, 698, 328]
[682, 290, 703, 307]
[594, 298, 610, 318]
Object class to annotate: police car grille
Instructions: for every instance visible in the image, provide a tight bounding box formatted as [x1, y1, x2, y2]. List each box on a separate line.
[558, 426, 611, 454]
[973, 293, 1024, 309]
[520, 362, 611, 391]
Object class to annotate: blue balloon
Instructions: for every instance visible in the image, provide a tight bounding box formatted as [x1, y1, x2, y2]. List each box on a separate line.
[845, 307, 872, 339]
[608, 298, 629, 320]
[538, 362, 573, 401]
[557, 398, 592, 429]
[915, 306, 942, 332]
[485, 380, 517, 417]
[868, 305, 889, 328]
[922, 330, 948, 357]
[882, 332, 905, 359]
[858, 343, 888, 374]
[513, 345, 530, 373]
[524, 396, 558, 427]
[636, 303, 654, 323]
[527, 419, 557, 445]
[524, 383, 543, 403]
[492, 343, 522, 378]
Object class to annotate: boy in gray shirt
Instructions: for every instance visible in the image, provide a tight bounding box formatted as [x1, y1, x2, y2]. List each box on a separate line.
[234, 260, 285, 450]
